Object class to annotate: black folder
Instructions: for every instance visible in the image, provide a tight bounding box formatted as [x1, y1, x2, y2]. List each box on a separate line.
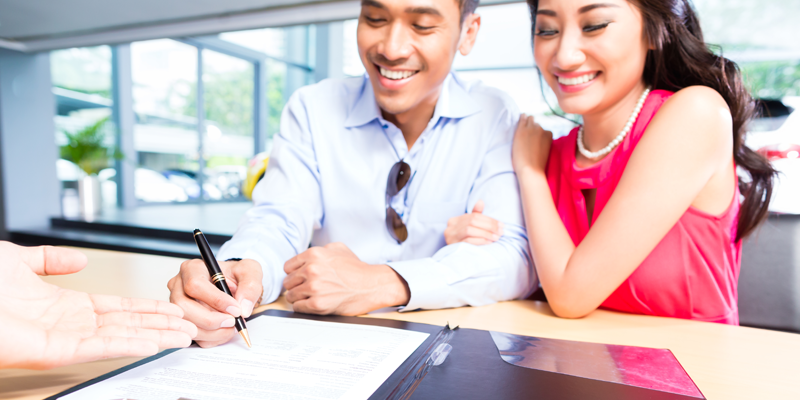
[48, 309, 703, 400]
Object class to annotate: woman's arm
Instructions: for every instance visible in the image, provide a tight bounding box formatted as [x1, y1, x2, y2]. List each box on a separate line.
[516, 86, 735, 318]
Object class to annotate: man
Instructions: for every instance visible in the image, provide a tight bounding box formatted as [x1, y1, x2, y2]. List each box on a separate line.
[168, 0, 538, 348]
[0, 242, 197, 370]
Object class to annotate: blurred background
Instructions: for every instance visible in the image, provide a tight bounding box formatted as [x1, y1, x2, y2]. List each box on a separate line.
[35, 0, 799, 210]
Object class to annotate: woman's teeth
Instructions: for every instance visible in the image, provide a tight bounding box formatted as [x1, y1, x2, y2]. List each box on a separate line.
[380, 67, 417, 80]
[558, 73, 598, 86]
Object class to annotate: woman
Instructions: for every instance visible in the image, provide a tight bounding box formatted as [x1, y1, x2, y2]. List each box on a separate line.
[444, 0, 775, 324]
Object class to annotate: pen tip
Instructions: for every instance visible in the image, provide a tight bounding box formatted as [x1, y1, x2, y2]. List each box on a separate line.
[240, 329, 252, 348]
[193, 229, 202, 234]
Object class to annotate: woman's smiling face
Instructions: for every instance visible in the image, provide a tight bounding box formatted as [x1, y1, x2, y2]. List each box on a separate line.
[533, 0, 650, 116]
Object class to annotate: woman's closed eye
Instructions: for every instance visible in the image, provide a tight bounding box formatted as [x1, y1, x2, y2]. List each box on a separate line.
[583, 22, 611, 33]
[535, 27, 559, 37]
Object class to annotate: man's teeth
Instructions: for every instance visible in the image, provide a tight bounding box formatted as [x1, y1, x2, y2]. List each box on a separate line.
[558, 73, 598, 86]
[380, 67, 417, 80]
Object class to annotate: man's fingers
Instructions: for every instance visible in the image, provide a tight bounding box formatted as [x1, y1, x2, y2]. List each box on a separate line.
[97, 312, 198, 338]
[194, 327, 236, 346]
[283, 270, 305, 292]
[283, 253, 307, 275]
[181, 261, 241, 317]
[284, 284, 312, 304]
[175, 294, 236, 331]
[169, 278, 236, 331]
[227, 260, 263, 318]
[95, 325, 194, 350]
[292, 298, 331, 315]
[471, 199, 485, 214]
[19, 245, 88, 276]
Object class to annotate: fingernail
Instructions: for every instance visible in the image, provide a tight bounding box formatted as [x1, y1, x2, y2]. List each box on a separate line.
[225, 306, 241, 317]
[492, 234, 501, 241]
[220, 318, 235, 328]
[240, 299, 254, 318]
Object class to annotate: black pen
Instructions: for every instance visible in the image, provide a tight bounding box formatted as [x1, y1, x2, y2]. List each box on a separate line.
[193, 229, 252, 348]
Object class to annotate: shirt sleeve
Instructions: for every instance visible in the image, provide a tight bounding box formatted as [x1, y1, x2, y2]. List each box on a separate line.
[387, 106, 538, 310]
[217, 90, 323, 305]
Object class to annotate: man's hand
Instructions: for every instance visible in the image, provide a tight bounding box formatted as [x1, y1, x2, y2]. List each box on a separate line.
[283, 243, 410, 315]
[0, 242, 197, 370]
[444, 200, 504, 245]
[167, 259, 263, 348]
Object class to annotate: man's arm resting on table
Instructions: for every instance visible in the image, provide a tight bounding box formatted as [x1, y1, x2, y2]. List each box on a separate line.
[283, 243, 410, 315]
[388, 233, 537, 311]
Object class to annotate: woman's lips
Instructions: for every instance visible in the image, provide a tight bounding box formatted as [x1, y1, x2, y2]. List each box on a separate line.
[555, 72, 601, 93]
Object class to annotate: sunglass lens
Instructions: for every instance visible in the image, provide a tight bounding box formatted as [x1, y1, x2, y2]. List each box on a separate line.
[385, 206, 408, 243]
[386, 161, 411, 196]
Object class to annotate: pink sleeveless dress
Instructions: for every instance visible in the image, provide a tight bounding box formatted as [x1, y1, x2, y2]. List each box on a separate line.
[545, 89, 741, 325]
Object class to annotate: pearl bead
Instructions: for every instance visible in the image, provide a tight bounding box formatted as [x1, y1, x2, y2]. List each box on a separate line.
[577, 87, 651, 160]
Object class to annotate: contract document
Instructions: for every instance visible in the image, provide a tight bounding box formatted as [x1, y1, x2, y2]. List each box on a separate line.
[60, 316, 429, 400]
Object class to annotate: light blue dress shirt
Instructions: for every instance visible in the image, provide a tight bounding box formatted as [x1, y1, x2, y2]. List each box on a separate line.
[218, 72, 538, 310]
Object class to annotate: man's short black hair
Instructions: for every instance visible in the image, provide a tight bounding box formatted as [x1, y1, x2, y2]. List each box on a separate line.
[459, 0, 479, 22]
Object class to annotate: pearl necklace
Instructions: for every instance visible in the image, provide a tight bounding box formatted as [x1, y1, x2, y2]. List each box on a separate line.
[577, 86, 651, 160]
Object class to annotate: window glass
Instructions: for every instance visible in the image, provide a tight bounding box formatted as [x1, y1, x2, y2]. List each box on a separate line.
[202, 49, 254, 200]
[342, 19, 365, 77]
[694, 0, 800, 100]
[219, 28, 286, 60]
[263, 59, 314, 138]
[51, 46, 116, 214]
[220, 25, 312, 66]
[452, 3, 570, 135]
[131, 39, 198, 203]
[452, 2, 533, 71]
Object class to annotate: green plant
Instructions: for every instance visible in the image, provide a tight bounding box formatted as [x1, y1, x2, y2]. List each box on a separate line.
[59, 117, 122, 175]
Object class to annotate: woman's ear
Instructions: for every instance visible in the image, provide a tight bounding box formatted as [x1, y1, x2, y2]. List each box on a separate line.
[458, 13, 481, 56]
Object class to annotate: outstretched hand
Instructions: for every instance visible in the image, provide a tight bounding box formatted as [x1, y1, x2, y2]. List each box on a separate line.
[444, 200, 504, 245]
[0, 242, 197, 370]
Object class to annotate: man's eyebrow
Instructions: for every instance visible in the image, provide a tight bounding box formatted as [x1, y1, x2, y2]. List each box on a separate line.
[405, 6, 443, 17]
[536, 3, 620, 16]
[362, 0, 386, 10]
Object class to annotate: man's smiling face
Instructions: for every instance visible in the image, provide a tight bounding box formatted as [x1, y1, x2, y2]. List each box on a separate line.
[357, 0, 468, 116]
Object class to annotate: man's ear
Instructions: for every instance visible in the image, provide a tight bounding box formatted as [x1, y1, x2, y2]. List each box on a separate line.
[458, 13, 481, 56]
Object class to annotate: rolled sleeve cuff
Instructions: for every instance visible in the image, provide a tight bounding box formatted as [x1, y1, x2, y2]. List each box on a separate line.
[218, 248, 284, 306]
[388, 258, 453, 312]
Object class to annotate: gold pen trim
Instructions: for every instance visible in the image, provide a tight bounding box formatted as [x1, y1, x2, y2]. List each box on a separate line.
[211, 273, 226, 284]
[239, 328, 252, 348]
[194, 231, 203, 236]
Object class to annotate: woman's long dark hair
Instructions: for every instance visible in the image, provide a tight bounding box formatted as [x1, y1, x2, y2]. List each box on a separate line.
[526, 0, 776, 241]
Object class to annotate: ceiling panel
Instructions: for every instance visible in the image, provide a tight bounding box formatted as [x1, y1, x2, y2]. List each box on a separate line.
[0, 0, 328, 40]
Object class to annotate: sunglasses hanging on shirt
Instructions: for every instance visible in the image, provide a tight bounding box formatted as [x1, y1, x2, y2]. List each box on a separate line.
[385, 160, 412, 243]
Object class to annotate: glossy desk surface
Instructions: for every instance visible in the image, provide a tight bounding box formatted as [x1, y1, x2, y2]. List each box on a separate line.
[0, 248, 798, 399]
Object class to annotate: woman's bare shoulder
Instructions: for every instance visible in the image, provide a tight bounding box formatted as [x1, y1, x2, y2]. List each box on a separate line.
[648, 85, 733, 155]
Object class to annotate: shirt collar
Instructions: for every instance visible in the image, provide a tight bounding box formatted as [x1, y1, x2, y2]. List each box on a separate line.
[344, 72, 481, 129]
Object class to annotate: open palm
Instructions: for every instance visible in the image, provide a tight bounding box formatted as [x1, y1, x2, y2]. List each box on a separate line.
[0, 243, 197, 370]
